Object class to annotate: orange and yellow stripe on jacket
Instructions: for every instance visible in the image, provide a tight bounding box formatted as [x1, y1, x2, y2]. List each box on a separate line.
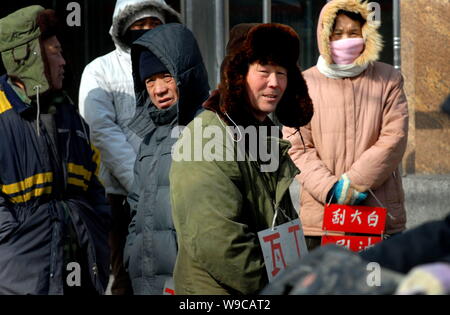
[0, 172, 53, 204]
[0, 90, 12, 114]
[67, 144, 101, 191]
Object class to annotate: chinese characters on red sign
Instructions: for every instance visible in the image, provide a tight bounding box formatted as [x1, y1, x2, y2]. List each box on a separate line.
[321, 235, 382, 252]
[322, 204, 387, 234]
[322, 204, 387, 252]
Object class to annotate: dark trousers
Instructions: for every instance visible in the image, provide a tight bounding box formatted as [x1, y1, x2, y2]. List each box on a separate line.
[305, 236, 322, 252]
[107, 194, 133, 295]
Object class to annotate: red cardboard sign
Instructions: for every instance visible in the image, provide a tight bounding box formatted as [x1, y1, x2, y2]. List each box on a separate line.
[322, 204, 387, 235]
[164, 288, 175, 295]
[163, 277, 175, 295]
[322, 235, 382, 252]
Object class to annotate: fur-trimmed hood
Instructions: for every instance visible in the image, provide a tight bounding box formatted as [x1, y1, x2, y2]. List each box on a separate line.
[109, 0, 181, 53]
[317, 0, 383, 66]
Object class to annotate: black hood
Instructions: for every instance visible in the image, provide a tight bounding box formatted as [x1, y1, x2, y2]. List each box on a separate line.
[128, 23, 210, 136]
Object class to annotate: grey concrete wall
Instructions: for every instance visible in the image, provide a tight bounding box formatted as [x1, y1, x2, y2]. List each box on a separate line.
[289, 174, 450, 230]
[402, 175, 450, 228]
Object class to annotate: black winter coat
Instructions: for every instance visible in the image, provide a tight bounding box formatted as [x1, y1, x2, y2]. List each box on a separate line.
[124, 23, 209, 294]
[360, 214, 450, 273]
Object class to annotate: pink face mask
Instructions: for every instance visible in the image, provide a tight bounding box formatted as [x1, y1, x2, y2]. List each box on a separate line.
[330, 38, 365, 65]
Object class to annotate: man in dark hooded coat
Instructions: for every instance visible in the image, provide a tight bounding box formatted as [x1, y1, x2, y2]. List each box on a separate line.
[124, 23, 210, 295]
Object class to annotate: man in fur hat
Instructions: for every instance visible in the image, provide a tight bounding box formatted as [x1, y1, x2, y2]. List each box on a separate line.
[170, 23, 313, 294]
[0, 6, 110, 295]
[78, 0, 181, 295]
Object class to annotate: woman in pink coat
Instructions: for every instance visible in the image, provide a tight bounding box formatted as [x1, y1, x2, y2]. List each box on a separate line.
[283, 0, 409, 250]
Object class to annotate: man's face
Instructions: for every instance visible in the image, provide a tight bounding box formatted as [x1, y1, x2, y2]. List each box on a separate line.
[245, 62, 288, 122]
[145, 72, 178, 110]
[42, 36, 65, 90]
[330, 14, 363, 41]
[129, 17, 163, 31]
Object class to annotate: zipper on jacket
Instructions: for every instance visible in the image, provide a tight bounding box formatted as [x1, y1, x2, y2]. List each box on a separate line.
[64, 200, 103, 294]
[248, 156, 296, 224]
[61, 131, 70, 192]
[92, 263, 98, 286]
[48, 201, 61, 293]
[249, 159, 288, 219]
[37, 117, 66, 199]
[49, 221, 58, 279]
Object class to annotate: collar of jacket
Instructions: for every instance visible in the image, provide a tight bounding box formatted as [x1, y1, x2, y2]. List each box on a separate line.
[203, 90, 279, 130]
[1, 74, 70, 116]
[0, 75, 31, 114]
[149, 102, 178, 126]
[8, 78, 32, 105]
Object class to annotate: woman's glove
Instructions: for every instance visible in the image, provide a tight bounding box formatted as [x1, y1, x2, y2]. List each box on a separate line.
[328, 174, 368, 205]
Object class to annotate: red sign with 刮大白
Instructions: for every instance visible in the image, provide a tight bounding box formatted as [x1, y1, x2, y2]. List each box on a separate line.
[322, 204, 387, 235]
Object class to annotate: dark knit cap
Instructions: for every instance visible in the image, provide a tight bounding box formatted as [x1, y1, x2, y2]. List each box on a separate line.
[139, 50, 168, 83]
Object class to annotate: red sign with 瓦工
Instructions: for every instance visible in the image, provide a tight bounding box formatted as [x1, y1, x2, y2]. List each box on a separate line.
[257, 219, 308, 282]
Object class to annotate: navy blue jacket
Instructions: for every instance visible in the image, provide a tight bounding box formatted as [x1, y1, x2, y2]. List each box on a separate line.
[0, 75, 110, 294]
[360, 214, 450, 274]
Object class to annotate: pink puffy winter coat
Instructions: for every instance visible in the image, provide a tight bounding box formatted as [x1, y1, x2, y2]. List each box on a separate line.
[283, 0, 409, 236]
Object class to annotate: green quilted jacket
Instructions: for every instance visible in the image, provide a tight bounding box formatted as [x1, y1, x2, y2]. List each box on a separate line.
[170, 109, 300, 294]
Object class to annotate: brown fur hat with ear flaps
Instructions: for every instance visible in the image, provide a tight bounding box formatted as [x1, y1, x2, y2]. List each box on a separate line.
[36, 9, 61, 91]
[214, 23, 314, 128]
[218, 23, 259, 84]
[37, 9, 60, 41]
